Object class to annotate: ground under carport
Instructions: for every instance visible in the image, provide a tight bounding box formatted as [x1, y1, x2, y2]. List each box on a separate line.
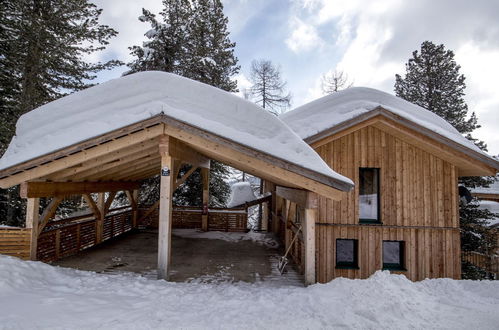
[53, 229, 303, 286]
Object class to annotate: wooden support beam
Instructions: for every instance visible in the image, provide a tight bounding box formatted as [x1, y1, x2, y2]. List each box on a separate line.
[96, 193, 105, 244]
[138, 200, 159, 224]
[0, 125, 163, 188]
[83, 194, 101, 220]
[170, 138, 210, 169]
[20, 181, 140, 198]
[201, 167, 210, 231]
[25, 198, 40, 260]
[94, 157, 161, 181]
[303, 206, 317, 286]
[37, 197, 63, 233]
[157, 135, 174, 280]
[132, 189, 139, 228]
[276, 186, 318, 209]
[174, 165, 198, 189]
[125, 190, 137, 209]
[104, 191, 116, 214]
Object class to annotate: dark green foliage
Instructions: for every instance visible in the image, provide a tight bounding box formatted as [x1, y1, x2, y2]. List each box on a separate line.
[461, 260, 489, 280]
[129, 0, 238, 207]
[395, 41, 498, 279]
[0, 0, 120, 226]
[395, 41, 479, 136]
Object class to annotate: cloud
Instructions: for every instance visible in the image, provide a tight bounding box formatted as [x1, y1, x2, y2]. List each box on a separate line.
[285, 17, 323, 53]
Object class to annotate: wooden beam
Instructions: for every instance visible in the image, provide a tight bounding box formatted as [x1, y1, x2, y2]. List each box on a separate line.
[276, 186, 318, 209]
[132, 189, 139, 228]
[83, 194, 101, 220]
[303, 205, 317, 286]
[25, 198, 40, 260]
[104, 191, 117, 214]
[37, 197, 63, 233]
[0, 125, 163, 188]
[174, 165, 198, 189]
[201, 167, 210, 231]
[93, 157, 161, 181]
[20, 181, 141, 198]
[125, 190, 138, 209]
[170, 138, 210, 169]
[157, 135, 174, 280]
[138, 200, 159, 224]
[96, 193, 105, 243]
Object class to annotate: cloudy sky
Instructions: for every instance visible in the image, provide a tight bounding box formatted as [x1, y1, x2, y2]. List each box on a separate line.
[92, 0, 499, 155]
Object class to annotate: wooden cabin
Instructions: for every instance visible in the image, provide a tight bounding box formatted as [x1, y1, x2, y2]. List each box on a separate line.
[273, 87, 499, 282]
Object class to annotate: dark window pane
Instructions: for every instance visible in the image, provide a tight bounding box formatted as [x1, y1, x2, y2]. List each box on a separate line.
[383, 241, 400, 264]
[359, 168, 379, 221]
[336, 239, 358, 268]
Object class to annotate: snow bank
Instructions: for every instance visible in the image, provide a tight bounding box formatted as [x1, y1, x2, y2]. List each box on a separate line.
[281, 87, 488, 156]
[173, 229, 279, 248]
[227, 181, 256, 207]
[1, 255, 499, 329]
[0, 71, 352, 187]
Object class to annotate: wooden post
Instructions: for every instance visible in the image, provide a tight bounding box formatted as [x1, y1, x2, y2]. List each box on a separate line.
[201, 166, 210, 232]
[132, 189, 139, 228]
[261, 201, 269, 232]
[303, 208, 317, 286]
[96, 193, 105, 243]
[25, 197, 40, 260]
[158, 135, 174, 280]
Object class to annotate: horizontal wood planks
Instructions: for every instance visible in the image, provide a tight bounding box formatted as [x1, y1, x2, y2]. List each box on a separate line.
[316, 225, 461, 282]
[0, 228, 31, 259]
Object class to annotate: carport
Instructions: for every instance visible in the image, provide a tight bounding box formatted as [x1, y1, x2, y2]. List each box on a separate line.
[0, 71, 353, 285]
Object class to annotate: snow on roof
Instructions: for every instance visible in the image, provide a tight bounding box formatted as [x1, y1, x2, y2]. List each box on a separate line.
[472, 177, 499, 195]
[477, 200, 499, 227]
[0, 71, 352, 187]
[280, 87, 487, 156]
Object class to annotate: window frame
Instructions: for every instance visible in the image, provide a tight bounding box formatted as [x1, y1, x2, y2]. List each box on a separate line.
[382, 240, 406, 271]
[358, 167, 381, 224]
[335, 238, 359, 269]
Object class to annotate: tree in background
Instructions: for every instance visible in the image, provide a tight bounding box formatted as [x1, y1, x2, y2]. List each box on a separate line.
[321, 70, 352, 94]
[0, 0, 120, 226]
[129, 0, 239, 207]
[249, 59, 291, 115]
[394, 41, 497, 278]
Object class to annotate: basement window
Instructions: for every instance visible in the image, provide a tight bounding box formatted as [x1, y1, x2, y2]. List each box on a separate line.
[359, 168, 381, 224]
[336, 239, 359, 269]
[382, 241, 406, 271]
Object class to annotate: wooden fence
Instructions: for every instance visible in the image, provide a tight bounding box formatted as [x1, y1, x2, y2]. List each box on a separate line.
[138, 205, 248, 232]
[0, 228, 31, 260]
[462, 251, 499, 278]
[37, 207, 133, 262]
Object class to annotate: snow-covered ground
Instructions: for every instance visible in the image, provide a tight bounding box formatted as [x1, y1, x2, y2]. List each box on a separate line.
[1, 255, 498, 329]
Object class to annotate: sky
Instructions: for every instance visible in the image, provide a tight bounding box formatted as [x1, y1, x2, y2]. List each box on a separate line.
[91, 0, 499, 156]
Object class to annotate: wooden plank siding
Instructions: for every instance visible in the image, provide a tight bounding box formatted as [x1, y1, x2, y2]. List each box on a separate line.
[0, 228, 31, 260]
[314, 125, 461, 282]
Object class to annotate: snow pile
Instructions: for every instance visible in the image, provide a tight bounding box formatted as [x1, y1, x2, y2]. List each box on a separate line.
[1, 255, 499, 329]
[0, 71, 352, 188]
[173, 229, 279, 248]
[227, 181, 257, 207]
[281, 87, 488, 156]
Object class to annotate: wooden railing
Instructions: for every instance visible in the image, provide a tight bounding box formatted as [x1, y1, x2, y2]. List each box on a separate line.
[37, 207, 133, 262]
[138, 205, 248, 232]
[462, 251, 499, 277]
[0, 228, 31, 260]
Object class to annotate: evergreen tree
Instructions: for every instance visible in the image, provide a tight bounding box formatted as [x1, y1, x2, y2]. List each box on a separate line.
[394, 41, 497, 278]
[128, 0, 238, 207]
[249, 59, 292, 115]
[0, 0, 120, 226]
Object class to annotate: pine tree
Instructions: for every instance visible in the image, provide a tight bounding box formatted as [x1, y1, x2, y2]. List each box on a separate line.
[394, 41, 497, 278]
[0, 0, 120, 226]
[249, 59, 292, 115]
[128, 0, 238, 207]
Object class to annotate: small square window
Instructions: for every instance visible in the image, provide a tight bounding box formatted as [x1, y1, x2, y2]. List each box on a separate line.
[336, 239, 359, 269]
[382, 241, 405, 271]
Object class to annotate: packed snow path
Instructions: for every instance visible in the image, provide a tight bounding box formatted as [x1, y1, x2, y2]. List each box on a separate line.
[1, 256, 499, 329]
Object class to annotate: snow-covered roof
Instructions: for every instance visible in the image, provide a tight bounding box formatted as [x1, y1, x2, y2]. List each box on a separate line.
[472, 177, 499, 195]
[477, 200, 499, 227]
[0, 71, 352, 188]
[280, 87, 491, 159]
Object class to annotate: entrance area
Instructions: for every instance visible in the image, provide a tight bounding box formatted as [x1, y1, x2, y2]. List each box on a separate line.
[53, 228, 303, 285]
